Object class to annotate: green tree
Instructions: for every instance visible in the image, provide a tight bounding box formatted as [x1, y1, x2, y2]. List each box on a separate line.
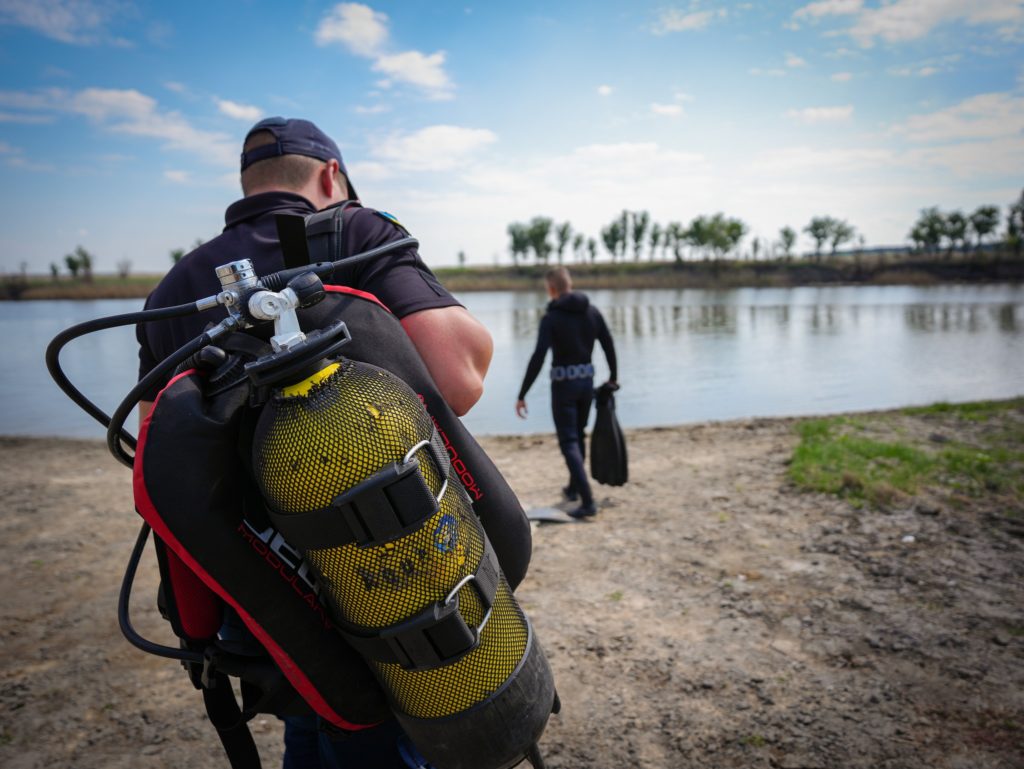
[49, 262, 59, 282]
[648, 222, 662, 261]
[751, 237, 760, 261]
[64, 252, 81, 279]
[804, 217, 832, 259]
[587, 237, 597, 263]
[666, 222, 687, 262]
[554, 221, 572, 264]
[601, 220, 623, 261]
[74, 245, 94, 282]
[968, 205, 1000, 249]
[687, 216, 711, 260]
[829, 219, 856, 255]
[779, 226, 796, 260]
[170, 248, 186, 264]
[116, 259, 132, 278]
[910, 207, 945, 254]
[630, 210, 650, 261]
[1007, 189, 1024, 257]
[527, 216, 554, 264]
[572, 232, 584, 263]
[507, 222, 530, 267]
[942, 210, 967, 256]
[457, 250, 466, 267]
[619, 210, 630, 262]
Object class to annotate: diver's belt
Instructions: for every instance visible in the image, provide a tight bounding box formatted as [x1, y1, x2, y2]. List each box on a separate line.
[265, 431, 451, 549]
[550, 363, 594, 382]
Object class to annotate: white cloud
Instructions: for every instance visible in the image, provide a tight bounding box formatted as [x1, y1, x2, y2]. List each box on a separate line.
[750, 67, 786, 77]
[354, 104, 390, 115]
[793, 0, 863, 20]
[785, 52, 808, 67]
[902, 135, 1024, 178]
[164, 170, 190, 183]
[164, 81, 188, 94]
[652, 8, 726, 34]
[849, 0, 1024, 47]
[749, 145, 892, 175]
[651, 103, 683, 116]
[0, 0, 128, 45]
[894, 92, 1024, 142]
[787, 105, 854, 123]
[216, 99, 262, 122]
[315, 3, 389, 57]
[372, 51, 453, 99]
[369, 125, 497, 172]
[597, 84, 613, 97]
[831, 71, 853, 81]
[0, 86, 238, 167]
[315, 3, 454, 99]
[0, 111, 53, 123]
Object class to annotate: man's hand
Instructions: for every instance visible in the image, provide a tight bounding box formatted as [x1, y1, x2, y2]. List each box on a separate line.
[515, 399, 528, 419]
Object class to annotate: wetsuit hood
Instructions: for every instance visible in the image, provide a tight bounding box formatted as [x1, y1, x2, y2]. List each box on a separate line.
[548, 291, 589, 313]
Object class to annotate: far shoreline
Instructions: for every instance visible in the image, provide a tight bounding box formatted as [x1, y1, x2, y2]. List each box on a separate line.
[4, 252, 1023, 300]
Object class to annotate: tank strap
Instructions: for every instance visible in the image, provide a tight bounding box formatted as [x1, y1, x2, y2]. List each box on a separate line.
[341, 536, 501, 672]
[304, 200, 358, 264]
[266, 431, 451, 550]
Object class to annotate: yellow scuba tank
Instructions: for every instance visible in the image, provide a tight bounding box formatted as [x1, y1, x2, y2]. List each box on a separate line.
[251, 355, 554, 769]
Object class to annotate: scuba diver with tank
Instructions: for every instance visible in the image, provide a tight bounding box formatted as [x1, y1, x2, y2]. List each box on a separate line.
[46, 117, 558, 769]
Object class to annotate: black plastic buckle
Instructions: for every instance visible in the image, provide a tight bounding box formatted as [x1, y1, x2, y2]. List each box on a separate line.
[379, 572, 494, 671]
[334, 458, 438, 547]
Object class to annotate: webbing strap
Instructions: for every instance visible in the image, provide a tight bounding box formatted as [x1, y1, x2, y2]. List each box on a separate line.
[267, 432, 451, 549]
[341, 536, 501, 672]
[202, 672, 262, 769]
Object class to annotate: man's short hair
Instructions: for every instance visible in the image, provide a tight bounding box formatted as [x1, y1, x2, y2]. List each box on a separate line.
[545, 266, 572, 294]
[240, 130, 323, 195]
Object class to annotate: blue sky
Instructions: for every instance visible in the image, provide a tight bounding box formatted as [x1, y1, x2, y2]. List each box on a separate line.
[0, 0, 1022, 274]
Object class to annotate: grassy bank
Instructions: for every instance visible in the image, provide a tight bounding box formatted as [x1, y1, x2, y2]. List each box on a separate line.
[788, 398, 1024, 515]
[5, 252, 1023, 300]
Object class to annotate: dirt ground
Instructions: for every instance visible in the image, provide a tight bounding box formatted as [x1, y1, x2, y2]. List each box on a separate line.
[1, 412, 1022, 769]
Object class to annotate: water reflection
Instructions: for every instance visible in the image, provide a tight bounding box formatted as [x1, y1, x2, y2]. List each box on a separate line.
[4, 284, 1024, 438]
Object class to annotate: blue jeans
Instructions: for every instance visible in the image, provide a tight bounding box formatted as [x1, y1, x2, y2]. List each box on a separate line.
[282, 715, 429, 769]
[551, 377, 594, 507]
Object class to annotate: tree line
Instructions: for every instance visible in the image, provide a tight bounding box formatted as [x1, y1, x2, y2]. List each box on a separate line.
[506, 189, 1024, 267]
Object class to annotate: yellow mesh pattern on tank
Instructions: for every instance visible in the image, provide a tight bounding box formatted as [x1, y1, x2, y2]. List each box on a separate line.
[252, 358, 529, 719]
[375, 579, 528, 718]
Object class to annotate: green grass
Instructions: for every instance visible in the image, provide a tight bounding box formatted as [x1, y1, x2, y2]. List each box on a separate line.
[902, 398, 1024, 421]
[789, 401, 1024, 509]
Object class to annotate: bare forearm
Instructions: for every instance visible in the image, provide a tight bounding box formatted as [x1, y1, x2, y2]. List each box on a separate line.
[402, 306, 493, 416]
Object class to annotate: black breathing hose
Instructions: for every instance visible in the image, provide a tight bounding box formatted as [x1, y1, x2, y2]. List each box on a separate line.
[47, 235, 419, 666]
[45, 301, 200, 451]
[105, 317, 239, 468]
[119, 522, 205, 664]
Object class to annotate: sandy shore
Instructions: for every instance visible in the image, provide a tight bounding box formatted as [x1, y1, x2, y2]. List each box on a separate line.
[1, 413, 1022, 769]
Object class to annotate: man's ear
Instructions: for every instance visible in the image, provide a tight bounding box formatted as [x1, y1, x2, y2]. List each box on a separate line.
[320, 160, 342, 199]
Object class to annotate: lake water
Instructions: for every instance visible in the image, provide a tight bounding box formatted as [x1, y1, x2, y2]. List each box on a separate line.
[4, 284, 1023, 440]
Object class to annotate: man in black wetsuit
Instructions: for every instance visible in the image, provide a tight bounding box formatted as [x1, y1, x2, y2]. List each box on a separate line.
[136, 117, 493, 769]
[515, 266, 617, 519]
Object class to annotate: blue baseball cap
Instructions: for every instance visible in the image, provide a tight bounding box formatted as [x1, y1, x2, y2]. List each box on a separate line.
[241, 117, 357, 198]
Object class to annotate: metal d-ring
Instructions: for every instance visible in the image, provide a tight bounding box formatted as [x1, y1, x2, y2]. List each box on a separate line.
[402, 439, 449, 503]
[442, 572, 494, 639]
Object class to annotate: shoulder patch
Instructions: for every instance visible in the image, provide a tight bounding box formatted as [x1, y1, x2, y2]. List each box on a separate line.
[374, 210, 408, 233]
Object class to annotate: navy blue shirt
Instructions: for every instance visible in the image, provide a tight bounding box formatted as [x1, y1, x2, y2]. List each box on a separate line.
[517, 291, 617, 401]
[137, 191, 460, 400]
